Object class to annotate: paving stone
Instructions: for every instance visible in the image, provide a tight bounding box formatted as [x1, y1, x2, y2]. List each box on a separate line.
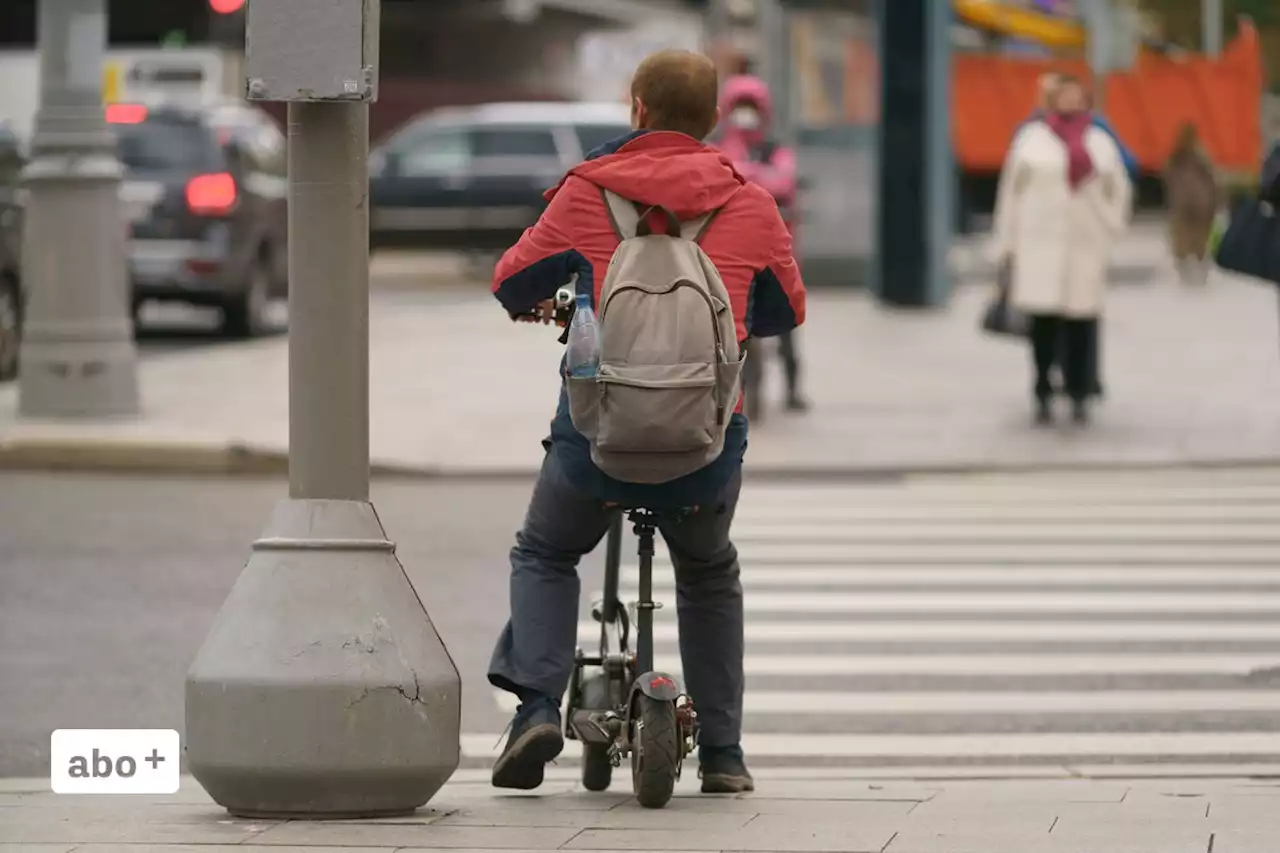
[884, 827, 1056, 853]
[922, 781, 1129, 804]
[60, 847, 392, 853]
[0, 845, 79, 853]
[1045, 817, 1212, 853]
[1059, 797, 1212, 821]
[250, 822, 581, 848]
[0, 821, 268, 845]
[399, 845, 716, 850]
[0, 804, 241, 827]
[647, 797, 918, 818]
[433, 804, 754, 830]
[1205, 796, 1280, 832]
[471, 792, 634, 810]
[567, 813, 901, 852]
[904, 800, 1060, 829]
[733, 781, 940, 801]
[1211, 829, 1280, 853]
[0, 787, 215, 807]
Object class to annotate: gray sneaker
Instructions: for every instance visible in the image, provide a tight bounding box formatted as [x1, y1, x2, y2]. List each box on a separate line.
[698, 744, 755, 793]
[491, 696, 564, 790]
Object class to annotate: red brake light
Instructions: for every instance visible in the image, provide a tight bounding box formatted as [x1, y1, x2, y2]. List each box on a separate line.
[186, 172, 237, 216]
[106, 103, 148, 124]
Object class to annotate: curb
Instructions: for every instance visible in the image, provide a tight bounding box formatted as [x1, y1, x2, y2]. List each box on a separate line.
[3, 436, 1280, 481]
[0, 437, 290, 477]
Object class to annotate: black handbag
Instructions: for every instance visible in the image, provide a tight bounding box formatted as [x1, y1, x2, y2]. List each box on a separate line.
[981, 258, 1028, 337]
[1215, 197, 1280, 285]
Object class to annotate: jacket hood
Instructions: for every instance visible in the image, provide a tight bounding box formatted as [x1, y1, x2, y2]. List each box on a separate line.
[548, 131, 746, 220]
[719, 74, 774, 125]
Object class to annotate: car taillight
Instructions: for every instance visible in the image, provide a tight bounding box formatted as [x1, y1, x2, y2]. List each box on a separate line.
[106, 103, 147, 124]
[185, 172, 237, 216]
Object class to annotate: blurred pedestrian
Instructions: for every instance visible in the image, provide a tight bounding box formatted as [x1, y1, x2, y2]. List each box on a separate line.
[1163, 122, 1219, 286]
[1019, 73, 1127, 399]
[710, 73, 809, 422]
[991, 76, 1133, 425]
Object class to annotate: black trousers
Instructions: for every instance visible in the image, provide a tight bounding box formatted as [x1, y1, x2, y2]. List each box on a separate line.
[743, 332, 800, 411]
[1030, 314, 1097, 401]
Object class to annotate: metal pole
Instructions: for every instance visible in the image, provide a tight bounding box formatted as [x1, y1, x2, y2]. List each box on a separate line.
[1202, 0, 1222, 57]
[1080, 0, 1110, 110]
[18, 0, 139, 418]
[924, 0, 953, 306]
[287, 101, 370, 501]
[186, 0, 459, 819]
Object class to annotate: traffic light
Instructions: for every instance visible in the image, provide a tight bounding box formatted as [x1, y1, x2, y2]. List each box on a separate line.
[208, 0, 245, 47]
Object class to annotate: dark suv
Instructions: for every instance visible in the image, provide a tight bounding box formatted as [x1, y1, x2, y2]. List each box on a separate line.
[0, 121, 23, 381]
[369, 101, 632, 253]
[112, 102, 287, 337]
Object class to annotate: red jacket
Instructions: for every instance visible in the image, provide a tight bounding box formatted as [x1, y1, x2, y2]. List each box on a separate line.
[492, 130, 806, 346]
[491, 129, 806, 503]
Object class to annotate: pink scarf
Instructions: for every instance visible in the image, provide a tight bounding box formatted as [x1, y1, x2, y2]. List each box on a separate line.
[1046, 111, 1094, 190]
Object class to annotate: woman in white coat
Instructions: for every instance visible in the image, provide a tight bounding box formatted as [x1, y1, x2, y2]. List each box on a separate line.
[991, 77, 1133, 425]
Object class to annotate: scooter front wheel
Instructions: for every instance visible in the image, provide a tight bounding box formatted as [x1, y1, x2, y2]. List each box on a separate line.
[582, 744, 613, 792]
[631, 695, 679, 808]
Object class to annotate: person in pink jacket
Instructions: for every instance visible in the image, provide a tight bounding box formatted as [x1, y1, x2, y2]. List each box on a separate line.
[710, 73, 809, 420]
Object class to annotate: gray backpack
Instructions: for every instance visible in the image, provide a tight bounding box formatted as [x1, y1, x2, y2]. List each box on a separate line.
[565, 189, 745, 485]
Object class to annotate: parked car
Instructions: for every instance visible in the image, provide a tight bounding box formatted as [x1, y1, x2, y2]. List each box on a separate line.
[0, 120, 24, 381]
[368, 101, 632, 253]
[111, 100, 287, 337]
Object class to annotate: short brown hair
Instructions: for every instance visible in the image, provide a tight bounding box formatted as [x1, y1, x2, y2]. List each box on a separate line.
[630, 49, 719, 140]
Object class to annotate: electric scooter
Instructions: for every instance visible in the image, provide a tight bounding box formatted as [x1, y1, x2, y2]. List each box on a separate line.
[520, 284, 700, 809]
[564, 509, 699, 809]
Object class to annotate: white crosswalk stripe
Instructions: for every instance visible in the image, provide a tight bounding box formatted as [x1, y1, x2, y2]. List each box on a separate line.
[472, 468, 1280, 773]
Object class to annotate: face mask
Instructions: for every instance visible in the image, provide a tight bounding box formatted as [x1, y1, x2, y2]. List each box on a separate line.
[729, 106, 761, 130]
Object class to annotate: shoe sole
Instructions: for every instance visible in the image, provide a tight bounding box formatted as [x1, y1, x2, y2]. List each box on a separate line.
[700, 772, 755, 794]
[491, 724, 564, 790]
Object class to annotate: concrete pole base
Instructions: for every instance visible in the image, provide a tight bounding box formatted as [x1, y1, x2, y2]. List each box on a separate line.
[17, 159, 139, 419]
[185, 499, 461, 818]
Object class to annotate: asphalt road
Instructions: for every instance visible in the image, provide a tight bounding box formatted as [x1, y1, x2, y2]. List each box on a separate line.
[7, 468, 1280, 780]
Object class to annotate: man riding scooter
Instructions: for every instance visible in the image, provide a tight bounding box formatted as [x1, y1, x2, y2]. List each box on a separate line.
[711, 73, 810, 420]
[485, 49, 806, 795]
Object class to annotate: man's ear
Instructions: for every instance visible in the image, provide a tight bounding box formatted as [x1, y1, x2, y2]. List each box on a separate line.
[713, 105, 722, 127]
[631, 97, 646, 130]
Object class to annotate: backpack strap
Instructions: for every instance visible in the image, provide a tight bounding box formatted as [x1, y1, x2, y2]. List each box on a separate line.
[601, 187, 723, 242]
[680, 209, 720, 242]
[601, 188, 641, 239]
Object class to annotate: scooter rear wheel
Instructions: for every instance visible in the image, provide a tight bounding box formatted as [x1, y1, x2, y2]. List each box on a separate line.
[631, 695, 679, 809]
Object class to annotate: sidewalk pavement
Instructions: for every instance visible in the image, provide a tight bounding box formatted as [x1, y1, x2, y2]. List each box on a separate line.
[2, 772, 1278, 852]
[3, 231, 1279, 477]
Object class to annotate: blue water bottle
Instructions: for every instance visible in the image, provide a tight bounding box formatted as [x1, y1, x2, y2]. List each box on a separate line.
[566, 292, 601, 378]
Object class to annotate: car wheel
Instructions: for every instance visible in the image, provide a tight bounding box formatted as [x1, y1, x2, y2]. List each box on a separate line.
[0, 275, 21, 382]
[220, 253, 273, 339]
